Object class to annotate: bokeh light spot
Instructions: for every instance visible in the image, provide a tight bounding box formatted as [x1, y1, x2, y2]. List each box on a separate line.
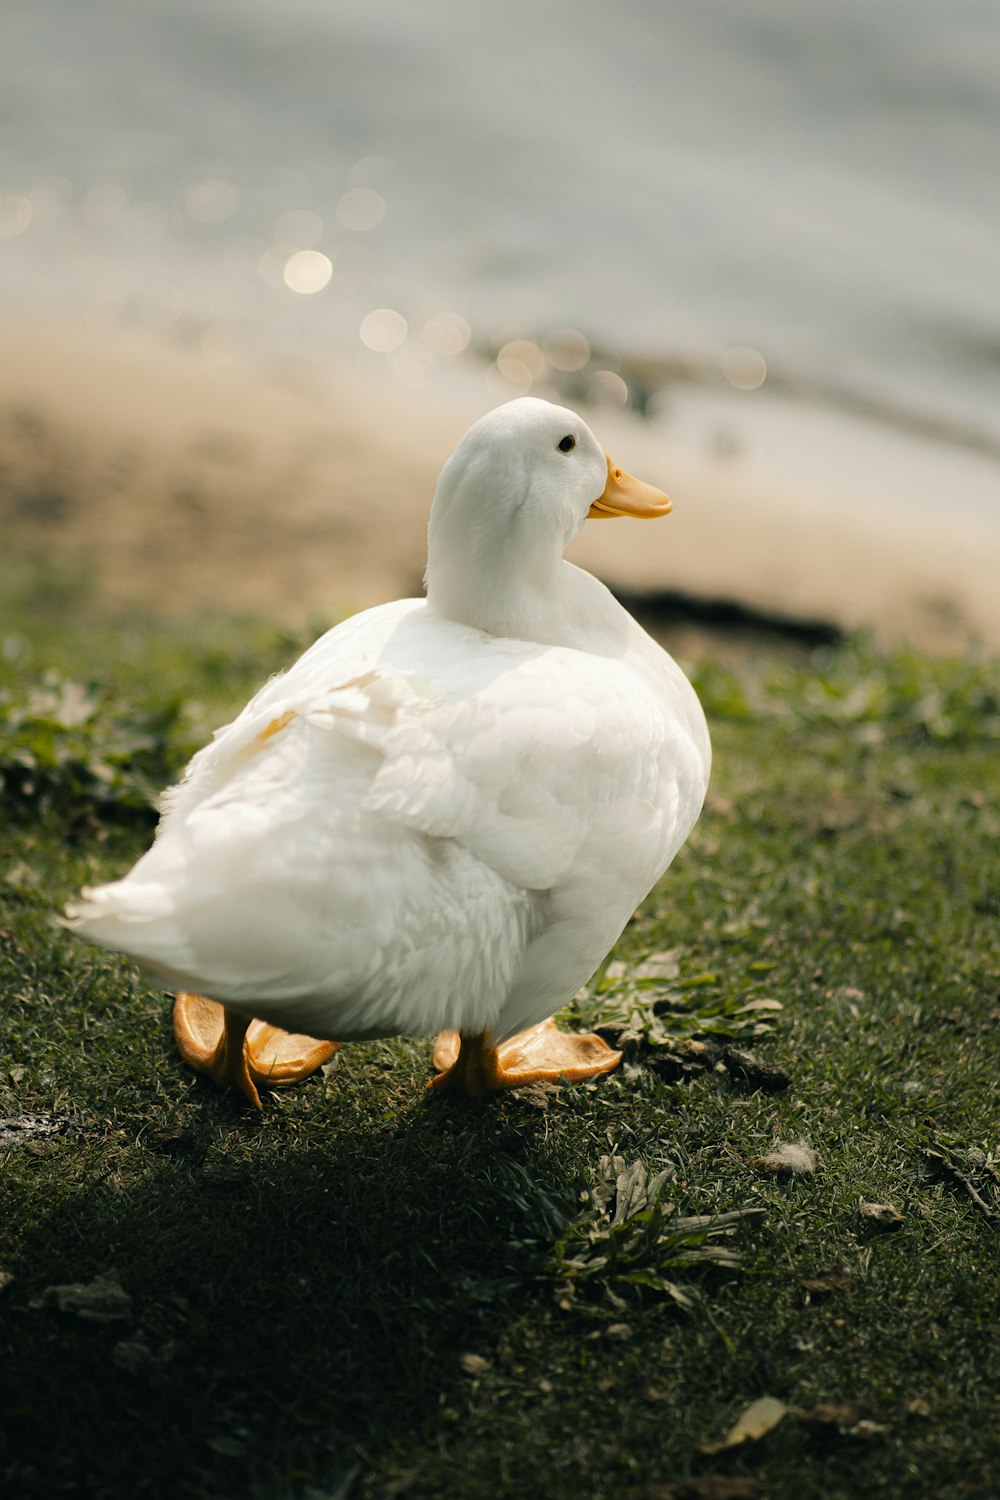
[337, 188, 386, 232]
[497, 340, 547, 383]
[283, 249, 333, 294]
[588, 370, 629, 406]
[423, 314, 471, 356]
[360, 308, 408, 352]
[722, 346, 767, 390]
[543, 328, 591, 372]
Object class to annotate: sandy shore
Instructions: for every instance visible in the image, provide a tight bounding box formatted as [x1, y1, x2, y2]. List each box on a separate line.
[2, 316, 998, 653]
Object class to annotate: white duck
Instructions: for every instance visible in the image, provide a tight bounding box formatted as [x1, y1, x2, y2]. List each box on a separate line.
[67, 398, 710, 1106]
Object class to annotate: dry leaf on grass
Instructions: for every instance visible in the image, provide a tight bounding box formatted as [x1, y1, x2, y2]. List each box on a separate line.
[800, 1264, 854, 1295]
[0, 1113, 71, 1146]
[509, 1080, 559, 1109]
[700, 1395, 788, 1454]
[858, 1200, 904, 1229]
[30, 1269, 132, 1323]
[798, 1402, 888, 1439]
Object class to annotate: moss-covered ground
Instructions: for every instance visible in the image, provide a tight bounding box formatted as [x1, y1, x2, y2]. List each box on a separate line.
[1, 594, 997, 1500]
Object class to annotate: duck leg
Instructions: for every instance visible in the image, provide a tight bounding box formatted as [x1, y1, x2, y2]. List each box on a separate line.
[429, 1017, 622, 1097]
[173, 992, 340, 1110]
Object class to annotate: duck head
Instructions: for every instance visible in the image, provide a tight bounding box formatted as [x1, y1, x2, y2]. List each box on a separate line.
[425, 397, 670, 640]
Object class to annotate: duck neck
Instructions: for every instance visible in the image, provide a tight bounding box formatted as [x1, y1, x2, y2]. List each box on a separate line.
[428, 555, 569, 644]
[427, 540, 631, 656]
[425, 510, 570, 645]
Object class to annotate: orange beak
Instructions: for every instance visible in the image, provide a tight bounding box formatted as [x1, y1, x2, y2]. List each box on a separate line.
[588, 454, 672, 520]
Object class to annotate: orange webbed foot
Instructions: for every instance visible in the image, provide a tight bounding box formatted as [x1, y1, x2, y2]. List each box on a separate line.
[173, 992, 340, 1110]
[429, 1017, 621, 1098]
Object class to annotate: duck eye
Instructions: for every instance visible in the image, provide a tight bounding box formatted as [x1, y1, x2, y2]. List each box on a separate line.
[557, 434, 576, 453]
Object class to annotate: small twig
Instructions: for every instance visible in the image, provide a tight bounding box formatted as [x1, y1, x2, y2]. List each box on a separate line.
[925, 1149, 997, 1221]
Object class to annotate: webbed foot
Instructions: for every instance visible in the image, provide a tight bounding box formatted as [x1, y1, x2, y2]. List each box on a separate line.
[173, 992, 340, 1110]
[429, 1017, 621, 1098]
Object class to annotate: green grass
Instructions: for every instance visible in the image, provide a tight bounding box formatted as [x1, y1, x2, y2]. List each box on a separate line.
[1, 613, 998, 1500]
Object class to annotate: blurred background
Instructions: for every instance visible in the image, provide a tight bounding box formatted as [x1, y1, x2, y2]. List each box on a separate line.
[2, 0, 999, 650]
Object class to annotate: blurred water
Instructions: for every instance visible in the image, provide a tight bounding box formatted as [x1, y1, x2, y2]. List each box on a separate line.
[2, 0, 998, 510]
